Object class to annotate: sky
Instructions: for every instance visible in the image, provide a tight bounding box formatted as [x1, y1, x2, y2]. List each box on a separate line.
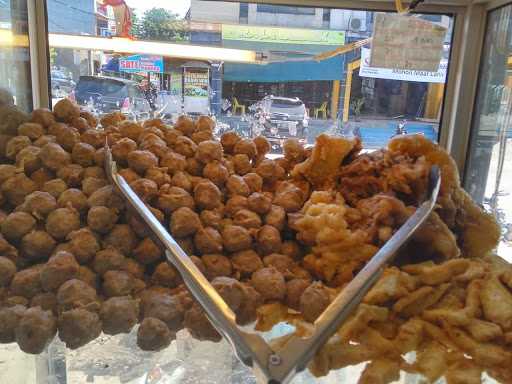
[124, 0, 191, 17]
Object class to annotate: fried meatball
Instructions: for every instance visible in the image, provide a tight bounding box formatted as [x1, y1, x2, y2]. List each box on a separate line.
[251, 267, 286, 301]
[194, 181, 222, 210]
[111, 137, 137, 163]
[133, 237, 162, 265]
[157, 186, 195, 214]
[2, 173, 37, 206]
[225, 195, 248, 218]
[117, 168, 138, 185]
[191, 129, 213, 144]
[0, 164, 17, 184]
[231, 250, 263, 277]
[160, 151, 186, 174]
[130, 178, 158, 203]
[174, 136, 197, 158]
[162, 127, 182, 146]
[102, 270, 134, 297]
[177, 237, 195, 255]
[137, 317, 174, 351]
[253, 136, 271, 157]
[201, 162, 228, 187]
[76, 266, 98, 289]
[202, 254, 232, 280]
[100, 111, 125, 128]
[70, 116, 89, 133]
[233, 209, 261, 229]
[82, 177, 108, 197]
[256, 225, 282, 255]
[186, 157, 203, 176]
[81, 129, 106, 149]
[6, 135, 31, 160]
[54, 98, 80, 122]
[4, 296, 29, 307]
[67, 228, 100, 264]
[103, 224, 138, 256]
[196, 140, 223, 163]
[196, 115, 215, 132]
[57, 188, 88, 213]
[265, 205, 286, 231]
[283, 139, 306, 162]
[15, 145, 41, 174]
[0, 256, 16, 286]
[200, 209, 223, 229]
[237, 284, 263, 325]
[33, 134, 56, 148]
[232, 154, 251, 176]
[18, 191, 57, 219]
[194, 227, 223, 255]
[57, 279, 99, 312]
[0, 305, 25, 343]
[11, 266, 43, 299]
[174, 115, 195, 136]
[226, 175, 250, 197]
[256, 159, 285, 182]
[168, 172, 190, 193]
[29, 168, 54, 189]
[121, 258, 145, 280]
[31, 293, 57, 314]
[58, 308, 101, 349]
[87, 206, 118, 234]
[127, 150, 158, 174]
[92, 247, 126, 276]
[300, 282, 330, 322]
[142, 292, 184, 331]
[222, 225, 252, 252]
[273, 183, 304, 212]
[170, 207, 201, 238]
[263, 253, 294, 277]
[145, 167, 171, 188]
[286, 279, 310, 311]
[151, 262, 181, 288]
[233, 138, 257, 160]
[42, 178, 67, 199]
[281, 240, 302, 260]
[70, 142, 95, 167]
[220, 132, 241, 154]
[21, 230, 56, 261]
[1, 212, 36, 241]
[31, 108, 55, 127]
[55, 125, 80, 151]
[83, 166, 105, 179]
[247, 192, 272, 215]
[56, 164, 84, 187]
[18, 122, 44, 140]
[16, 307, 57, 354]
[212, 276, 245, 312]
[40, 251, 79, 292]
[45, 207, 80, 240]
[100, 296, 139, 335]
[184, 303, 220, 342]
[79, 111, 97, 128]
[119, 120, 144, 141]
[87, 186, 124, 211]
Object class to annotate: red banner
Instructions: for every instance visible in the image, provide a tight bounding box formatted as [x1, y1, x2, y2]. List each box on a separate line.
[102, 0, 133, 38]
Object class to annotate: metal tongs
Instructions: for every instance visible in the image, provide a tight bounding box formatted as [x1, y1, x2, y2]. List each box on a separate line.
[105, 143, 441, 384]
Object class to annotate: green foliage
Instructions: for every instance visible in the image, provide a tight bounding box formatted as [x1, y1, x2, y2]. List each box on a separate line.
[133, 8, 188, 42]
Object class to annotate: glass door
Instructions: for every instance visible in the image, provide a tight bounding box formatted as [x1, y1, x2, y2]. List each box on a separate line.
[465, 3, 512, 261]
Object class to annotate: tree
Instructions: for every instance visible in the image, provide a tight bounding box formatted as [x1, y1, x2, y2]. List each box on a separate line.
[135, 8, 188, 42]
[129, 9, 142, 37]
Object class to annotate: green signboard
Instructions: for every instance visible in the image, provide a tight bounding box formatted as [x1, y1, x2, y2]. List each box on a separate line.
[222, 24, 345, 46]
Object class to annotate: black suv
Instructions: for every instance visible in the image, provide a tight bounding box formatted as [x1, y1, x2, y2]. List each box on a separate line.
[73, 76, 151, 118]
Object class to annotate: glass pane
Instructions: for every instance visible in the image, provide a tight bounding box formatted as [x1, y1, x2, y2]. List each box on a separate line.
[47, 0, 453, 152]
[0, 0, 32, 111]
[465, 4, 512, 261]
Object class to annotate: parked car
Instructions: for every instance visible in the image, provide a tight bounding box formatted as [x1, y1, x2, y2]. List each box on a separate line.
[249, 95, 309, 152]
[71, 76, 151, 119]
[51, 70, 75, 97]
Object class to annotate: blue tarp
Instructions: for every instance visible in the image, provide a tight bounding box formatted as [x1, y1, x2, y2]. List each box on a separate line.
[224, 55, 345, 82]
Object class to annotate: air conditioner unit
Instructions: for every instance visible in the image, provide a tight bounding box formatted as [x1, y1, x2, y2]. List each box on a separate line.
[350, 17, 364, 32]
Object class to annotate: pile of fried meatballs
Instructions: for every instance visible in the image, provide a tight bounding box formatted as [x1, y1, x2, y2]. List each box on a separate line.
[0, 98, 509, 383]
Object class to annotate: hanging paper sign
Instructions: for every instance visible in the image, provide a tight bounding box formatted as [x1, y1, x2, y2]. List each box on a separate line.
[183, 68, 210, 114]
[360, 48, 447, 83]
[370, 13, 447, 72]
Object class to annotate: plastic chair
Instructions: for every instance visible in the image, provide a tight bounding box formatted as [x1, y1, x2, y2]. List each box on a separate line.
[314, 102, 328, 119]
[232, 97, 246, 115]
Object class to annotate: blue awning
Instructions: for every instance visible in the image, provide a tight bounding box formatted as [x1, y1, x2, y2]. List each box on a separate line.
[224, 55, 344, 82]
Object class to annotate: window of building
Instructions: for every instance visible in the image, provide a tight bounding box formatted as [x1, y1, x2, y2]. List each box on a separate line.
[256, 4, 316, 15]
[323, 8, 331, 22]
[239, 3, 248, 18]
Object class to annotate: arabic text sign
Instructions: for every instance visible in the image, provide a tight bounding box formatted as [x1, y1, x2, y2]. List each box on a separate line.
[360, 48, 447, 83]
[119, 54, 164, 73]
[370, 13, 447, 71]
[222, 24, 345, 45]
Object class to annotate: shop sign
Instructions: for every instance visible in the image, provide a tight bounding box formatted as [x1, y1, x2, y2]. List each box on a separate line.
[222, 24, 345, 45]
[370, 13, 447, 72]
[119, 54, 164, 73]
[183, 68, 209, 114]
[359, 48, 447, 83]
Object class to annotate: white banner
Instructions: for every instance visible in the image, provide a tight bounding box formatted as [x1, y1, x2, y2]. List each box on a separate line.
[359, 48, 447, 83]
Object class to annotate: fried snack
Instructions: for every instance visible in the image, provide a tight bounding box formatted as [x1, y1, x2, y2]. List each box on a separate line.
[184, 303, 221, 342]
[251, 267, 286, 301]
[100, 296, 139, 335]
[58, 308, 102, 349]
[15, 307, 57, 354]
[40, 252, 79, 292]
[142, 292, 184, 331]
[17, 191, 57, 219]
[300, 282, 330, 322]
[0, 305, 26, 343]
[1, 212, 36, 241]
[56, 279, 99, 312]
[46, 207, 80, 240]
[137, 317, 174, 351]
